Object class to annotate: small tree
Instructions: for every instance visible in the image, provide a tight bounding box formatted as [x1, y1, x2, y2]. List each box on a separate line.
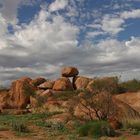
[79, 92, 117, 120]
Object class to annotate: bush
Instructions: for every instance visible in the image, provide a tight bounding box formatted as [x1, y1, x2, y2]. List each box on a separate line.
[122, 119, 140, 131]
[36, 121, 67, 133]
[119, 79, 140, 93]
[53, 90, 78, 100]
[51, 123, 67, 132]
[91, 77, 119, 94]
[36, 121, 52, 127]
[11, 121, 29, 133]
[77, 121, 115, 138]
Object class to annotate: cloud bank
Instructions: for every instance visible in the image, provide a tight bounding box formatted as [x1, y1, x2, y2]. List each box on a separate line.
[0, 0, 140, 86]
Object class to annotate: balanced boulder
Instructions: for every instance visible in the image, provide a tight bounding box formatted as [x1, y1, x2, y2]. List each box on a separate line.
[61, 66, 79, 77]
[9, 77, 35, 109]
[53, 77, 73, 91]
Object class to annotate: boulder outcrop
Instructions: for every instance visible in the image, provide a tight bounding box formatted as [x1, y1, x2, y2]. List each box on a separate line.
[46, 113, 72, 124]
[113, 98, 140, 120]
[73, 76, 91, 90]
[9, 77, 35, 109]
[115, 92, 140, 113]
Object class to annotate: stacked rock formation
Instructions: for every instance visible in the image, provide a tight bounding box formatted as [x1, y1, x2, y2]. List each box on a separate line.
[0, 66, 140, 124]
[0, 66, 94, 110]
[53, 66, 79, 91]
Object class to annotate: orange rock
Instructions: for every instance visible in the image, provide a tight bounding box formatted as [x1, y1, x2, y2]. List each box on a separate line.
[61, 66, 79, 77]
[0, 90, 11, 109]
[38, 80, 55, 89]
[39, 89, 53, 98]
[73, 76, 91, 90]
[74, 103, 97, 120]
[108, 116, 122, 130]
[46, 113, 72, 123]
[65, 120, 75, 129]
[30, 96, 39, 108]
[44, 100, 66, 112]
[86, 80, 95, 93]
[115, 92, 140, 113]
[53, 77, 73, 91]
[9, 77, 35, 109]
[30, 90, 53, 108]
[36, 89, 44, 95]
[113, 98, 140, 120]
[30, 77, 46, 87]
[20, 77, 32, 83]
[14, 109, 30, 115]
[78, 92, 85, 98]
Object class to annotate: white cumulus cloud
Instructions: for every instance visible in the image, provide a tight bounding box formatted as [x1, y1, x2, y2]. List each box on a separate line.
[0, 1, 140, 86]
[49, 0, 68, 12]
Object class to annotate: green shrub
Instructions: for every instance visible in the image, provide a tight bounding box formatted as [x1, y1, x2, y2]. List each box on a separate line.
[130, 129, 140, 135]
[11, 121, 29, 133]
[51, 123, 67, 132]
[53, 90, 78, 100]
[119, 79, 140, 93]
[122, 119, 140, 131]
[36, 121, 52, 128]
[36, 121, 67, 133]
[0, 125, 9, 131]
[77, 121, 115, 138]
[91, 77, 119, 94]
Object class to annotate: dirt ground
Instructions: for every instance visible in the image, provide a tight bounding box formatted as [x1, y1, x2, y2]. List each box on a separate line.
[0, 130, 140, 140]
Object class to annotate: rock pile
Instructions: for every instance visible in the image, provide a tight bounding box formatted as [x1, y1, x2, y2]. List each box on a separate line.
[0, 66, 140, 124]
[37, 66, 81, 91]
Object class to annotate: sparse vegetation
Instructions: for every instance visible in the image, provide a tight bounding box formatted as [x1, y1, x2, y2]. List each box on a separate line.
[0, 112, 60, 129]
[24, 84, 36, 96]
[77, 120, 115, 138]
[11, 120, 29, 133]
[79, 92, 116, 120]
[0, 126, 8, 131]
[122, 119, 140, 134]
[0, 66, 140, 139]
[53, 90, 79, 100]
[119, 79, 140, 93]
[91, 77, 119, 94]
[0, 84, 9, 91]
[36, 121, 68, 132]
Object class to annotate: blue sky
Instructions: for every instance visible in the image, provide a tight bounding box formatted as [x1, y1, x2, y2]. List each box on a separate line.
[0, 0, 140, 86]
[17, 0, 140, 40]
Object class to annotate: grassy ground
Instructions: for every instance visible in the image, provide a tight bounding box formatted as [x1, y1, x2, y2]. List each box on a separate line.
[0, 111, 80, 140]
[0, 111, 140, 140]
